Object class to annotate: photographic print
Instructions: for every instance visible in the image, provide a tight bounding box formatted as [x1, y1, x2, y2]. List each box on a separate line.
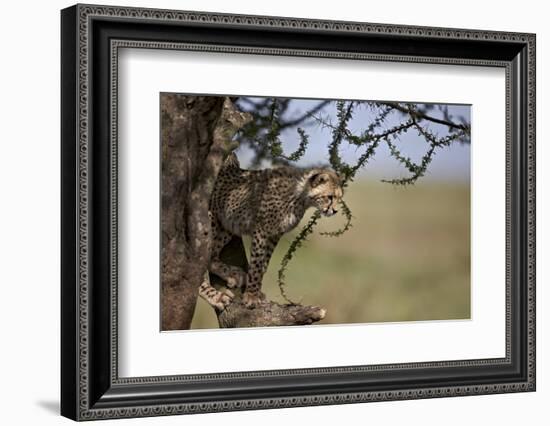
[161, 94, 471, 331]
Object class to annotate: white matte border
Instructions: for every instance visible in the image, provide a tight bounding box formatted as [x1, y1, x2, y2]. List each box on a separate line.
[118, 48, 506, 378]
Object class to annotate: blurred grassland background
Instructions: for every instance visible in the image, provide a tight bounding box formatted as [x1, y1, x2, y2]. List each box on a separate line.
[191, 178, 470, 329]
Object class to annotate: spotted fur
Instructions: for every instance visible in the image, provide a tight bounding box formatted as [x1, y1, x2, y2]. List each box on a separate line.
[199, 153, 343, 309]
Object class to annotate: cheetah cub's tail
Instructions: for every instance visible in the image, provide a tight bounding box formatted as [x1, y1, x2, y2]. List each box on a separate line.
[222, 152, 241, 170]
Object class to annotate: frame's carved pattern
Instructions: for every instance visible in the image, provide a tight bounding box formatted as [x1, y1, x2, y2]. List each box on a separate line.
[77, 5, 91, 417]
[71, 4, 536, 420]
[82, 383, 529, 420]
[527, 36, 536, 386]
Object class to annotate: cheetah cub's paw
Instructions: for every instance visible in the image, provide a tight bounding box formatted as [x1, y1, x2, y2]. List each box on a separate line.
[242, 291, 267, 309]
[205, 289, 235, 311]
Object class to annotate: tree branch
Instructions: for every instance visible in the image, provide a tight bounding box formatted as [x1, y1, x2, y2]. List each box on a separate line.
[379, 101, 469, 132]
[218, 300, 326, 328]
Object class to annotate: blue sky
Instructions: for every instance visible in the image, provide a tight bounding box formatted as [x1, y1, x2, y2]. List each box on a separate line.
[237, 99, 470, 183]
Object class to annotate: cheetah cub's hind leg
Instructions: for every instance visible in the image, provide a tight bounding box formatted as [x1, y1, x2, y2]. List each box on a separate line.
[209, 217, 246, 290]
[199, 273, 235, 311]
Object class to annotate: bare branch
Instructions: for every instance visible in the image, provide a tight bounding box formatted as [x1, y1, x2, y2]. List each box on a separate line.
[379, 101, 470, 133]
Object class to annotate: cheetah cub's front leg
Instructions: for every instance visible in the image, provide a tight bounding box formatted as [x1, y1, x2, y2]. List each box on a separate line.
[243, 230, 279, 309]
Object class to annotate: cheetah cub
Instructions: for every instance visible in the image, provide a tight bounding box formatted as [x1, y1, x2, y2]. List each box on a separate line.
[199, 153, 343, 310]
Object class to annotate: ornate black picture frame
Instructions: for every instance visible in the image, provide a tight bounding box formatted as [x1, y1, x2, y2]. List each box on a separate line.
[61, 3, 536, 421]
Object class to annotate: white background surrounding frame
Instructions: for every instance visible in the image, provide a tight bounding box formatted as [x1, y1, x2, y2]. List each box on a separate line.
[3, 0, 549, 425]
[117, 48, 506, 377]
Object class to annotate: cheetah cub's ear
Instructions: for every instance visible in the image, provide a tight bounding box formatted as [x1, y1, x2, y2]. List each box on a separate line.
[309, 172, 328, 187]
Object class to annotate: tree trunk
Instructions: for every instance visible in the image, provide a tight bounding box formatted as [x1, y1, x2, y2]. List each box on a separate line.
[161, 95, 251, 330]
[161, 94, 326, 330]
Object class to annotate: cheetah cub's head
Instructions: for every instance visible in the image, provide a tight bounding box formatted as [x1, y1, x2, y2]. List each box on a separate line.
[306, 169, 344, 217]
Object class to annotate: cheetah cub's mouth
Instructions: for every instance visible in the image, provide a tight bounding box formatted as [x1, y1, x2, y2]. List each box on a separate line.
[323, 207, 337, 217]
[317, 195, 340, 217]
